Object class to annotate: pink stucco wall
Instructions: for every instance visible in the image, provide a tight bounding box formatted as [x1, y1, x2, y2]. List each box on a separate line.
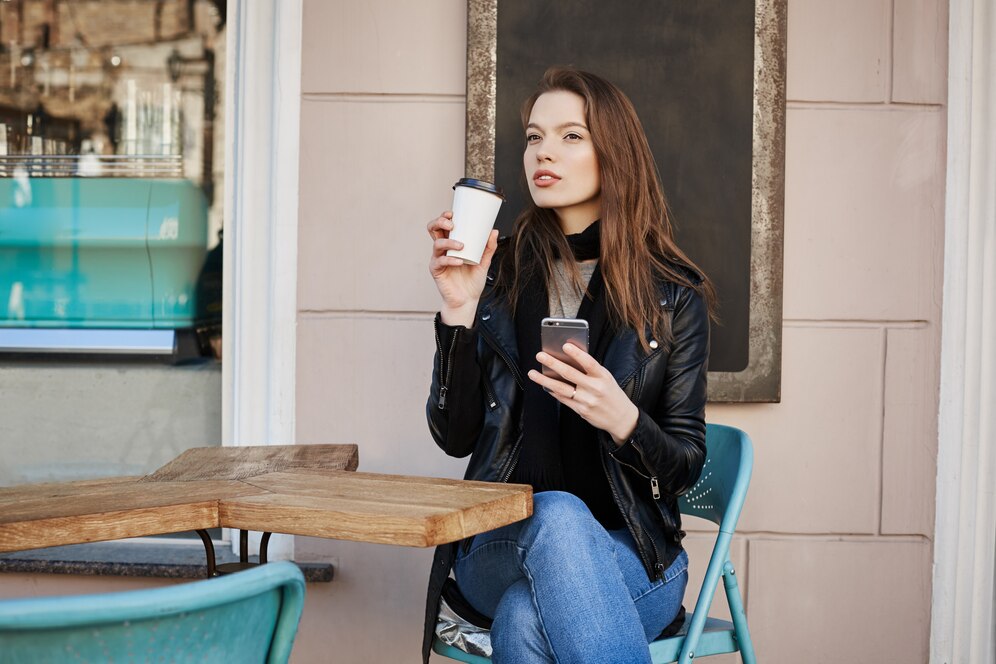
[293, 1, 946, 661]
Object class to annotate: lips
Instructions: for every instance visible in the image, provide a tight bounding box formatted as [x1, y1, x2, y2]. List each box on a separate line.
[532, 170, 561, 187]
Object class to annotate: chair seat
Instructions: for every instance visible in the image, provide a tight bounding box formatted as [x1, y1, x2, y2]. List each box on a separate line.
[648, 615, 739, 663]
[431, 614, 739, 664]
[432, 639, 492, 664]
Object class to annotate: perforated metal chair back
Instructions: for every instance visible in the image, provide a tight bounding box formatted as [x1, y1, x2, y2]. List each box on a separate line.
[433, 423, 757, 664]
[0, 559, 305, 664]
[678, 423, 752, 533]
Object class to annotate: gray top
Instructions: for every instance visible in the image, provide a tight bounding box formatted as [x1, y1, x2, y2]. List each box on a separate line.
[549, 259, 598, 318]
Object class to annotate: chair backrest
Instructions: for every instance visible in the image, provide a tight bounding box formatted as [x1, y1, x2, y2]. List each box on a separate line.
[0, 560, 305, 664]
[678, 424, 753, 534]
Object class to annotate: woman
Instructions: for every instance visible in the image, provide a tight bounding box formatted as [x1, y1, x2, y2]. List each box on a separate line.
[423, 67, 714, 664]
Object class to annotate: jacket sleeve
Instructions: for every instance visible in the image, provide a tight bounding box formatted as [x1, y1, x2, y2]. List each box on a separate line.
[426, 313, 486, 458]
[608, 286, 708, 496]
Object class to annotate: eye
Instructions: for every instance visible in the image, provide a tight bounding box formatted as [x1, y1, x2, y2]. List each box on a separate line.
[525, 133, 541, 144]
[564, 132, 583, 141]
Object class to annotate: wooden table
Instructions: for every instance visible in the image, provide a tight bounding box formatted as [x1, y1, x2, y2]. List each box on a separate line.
[0, 445, 533, 575]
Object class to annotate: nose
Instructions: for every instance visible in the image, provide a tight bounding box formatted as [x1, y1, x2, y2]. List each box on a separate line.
[535, 144, 554, 162]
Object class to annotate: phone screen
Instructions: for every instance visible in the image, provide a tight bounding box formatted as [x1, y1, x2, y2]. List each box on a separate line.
[540, 317, 589, 380]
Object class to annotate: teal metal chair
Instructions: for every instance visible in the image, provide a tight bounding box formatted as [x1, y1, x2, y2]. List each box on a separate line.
[0, 559, 305, 663]
[433, 423, 757, 663]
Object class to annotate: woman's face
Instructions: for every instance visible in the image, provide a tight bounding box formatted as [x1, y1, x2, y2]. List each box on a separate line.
[523, 90, 601, 230]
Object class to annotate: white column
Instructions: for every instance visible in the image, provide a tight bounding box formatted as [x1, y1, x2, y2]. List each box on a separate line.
[222, 0, 303, 561]
[931, 0, 996, 661]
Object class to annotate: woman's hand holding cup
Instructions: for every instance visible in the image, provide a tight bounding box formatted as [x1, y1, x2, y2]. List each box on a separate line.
[428, 211, 498, 328]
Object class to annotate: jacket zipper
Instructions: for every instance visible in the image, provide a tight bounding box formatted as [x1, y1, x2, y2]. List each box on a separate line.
[435, 325, 460, 410]
[612, 455, 661, 500]
[601, 444, 665, 579]
[482, 374, 500, 411]
[608, 365, 665, 577]
[649, 529, 665, 579]
[633, 444, 662, 499]
[498, 434, 524, 482]
[614, 371, 660, 500]
[624, 445, 665, 577]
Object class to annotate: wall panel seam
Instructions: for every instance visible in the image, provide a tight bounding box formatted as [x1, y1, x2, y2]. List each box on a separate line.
[887, 0, 896, 102]
[690, 532, 931, 543]
[878, 327, 888, 535]
[786, 101, 943, 110]
[298, 310, 436, 320]
[302, 92, 465, 104]
[783, 319, 929, 328]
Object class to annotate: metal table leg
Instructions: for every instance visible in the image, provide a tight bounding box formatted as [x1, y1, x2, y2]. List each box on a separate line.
[195, 529, 217, 578]
[211, 529, 274, 575]
[260, 531, 272, 564]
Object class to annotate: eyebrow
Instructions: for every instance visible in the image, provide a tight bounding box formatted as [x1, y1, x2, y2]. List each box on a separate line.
[526, 122, 589, 132]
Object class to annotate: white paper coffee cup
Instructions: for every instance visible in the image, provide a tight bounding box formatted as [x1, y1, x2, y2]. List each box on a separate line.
[446, 178, 505, 265]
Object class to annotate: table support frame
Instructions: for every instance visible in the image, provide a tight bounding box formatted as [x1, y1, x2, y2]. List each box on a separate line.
[196, 529, 273, 577]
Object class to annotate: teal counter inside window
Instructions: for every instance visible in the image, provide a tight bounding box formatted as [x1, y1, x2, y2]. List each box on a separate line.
[0, 178, 209, 330]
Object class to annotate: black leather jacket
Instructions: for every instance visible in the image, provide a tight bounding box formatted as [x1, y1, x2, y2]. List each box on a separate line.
[421, 255, 709, 662]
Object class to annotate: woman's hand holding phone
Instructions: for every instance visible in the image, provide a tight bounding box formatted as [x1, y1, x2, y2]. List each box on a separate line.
[428, 211, 499, 328]
[528, 343, 640, 446]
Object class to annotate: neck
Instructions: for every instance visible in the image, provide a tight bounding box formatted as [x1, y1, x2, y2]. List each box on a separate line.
[555, 203, 601, 235]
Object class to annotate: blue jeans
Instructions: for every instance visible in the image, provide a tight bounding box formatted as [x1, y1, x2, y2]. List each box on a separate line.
[454, 491, 688, 664]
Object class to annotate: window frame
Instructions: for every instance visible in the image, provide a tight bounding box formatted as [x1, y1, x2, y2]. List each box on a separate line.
[221, 0, 302, 561]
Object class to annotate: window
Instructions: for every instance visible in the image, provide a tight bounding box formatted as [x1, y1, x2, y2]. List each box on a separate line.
[0, 0, 226, 492]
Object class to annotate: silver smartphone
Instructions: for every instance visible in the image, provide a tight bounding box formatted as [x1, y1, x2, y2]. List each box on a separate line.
[540, 317, 589, 379]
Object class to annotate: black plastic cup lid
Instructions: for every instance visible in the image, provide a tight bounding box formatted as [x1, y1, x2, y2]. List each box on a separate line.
[453, 178, 505, 200]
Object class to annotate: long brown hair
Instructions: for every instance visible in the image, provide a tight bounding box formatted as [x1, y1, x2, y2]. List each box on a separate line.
[497, 66, 717, 350]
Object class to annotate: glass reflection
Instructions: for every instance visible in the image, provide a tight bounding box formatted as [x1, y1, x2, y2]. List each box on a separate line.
[0, 0, 224, 356]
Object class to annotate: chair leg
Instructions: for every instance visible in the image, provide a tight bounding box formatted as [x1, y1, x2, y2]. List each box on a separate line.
[722, 561, 756, 664]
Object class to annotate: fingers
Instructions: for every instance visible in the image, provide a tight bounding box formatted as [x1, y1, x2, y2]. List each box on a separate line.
[430, 240, 467, 272]
[535, 347, 588, 385]
[427, 212, 465, 268]
[429, 237, 466, 273]
[430, 253, 468, 273]
[427, 211, 454, 241]
[428, 213, 464, 274]
[529, 348, 625, 431]
[561, 342, 600, 373]
[527, 369, 585, 418]
[432, 236, 464, 257]
[527, 368, 576, 400]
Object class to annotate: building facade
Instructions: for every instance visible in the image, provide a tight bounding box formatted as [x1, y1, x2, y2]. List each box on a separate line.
[5, 1, 995, 662]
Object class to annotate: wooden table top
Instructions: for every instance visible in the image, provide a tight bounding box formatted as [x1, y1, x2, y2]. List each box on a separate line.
[0, 445, 532, 553]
